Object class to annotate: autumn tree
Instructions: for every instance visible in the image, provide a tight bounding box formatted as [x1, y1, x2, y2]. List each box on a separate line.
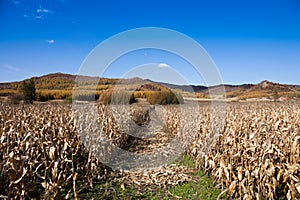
[272, 86, 279, 102]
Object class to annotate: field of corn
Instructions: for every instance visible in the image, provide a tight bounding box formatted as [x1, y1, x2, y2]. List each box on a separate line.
[0, 101, 299, 199]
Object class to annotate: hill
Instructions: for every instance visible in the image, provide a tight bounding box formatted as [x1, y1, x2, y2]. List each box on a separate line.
[153, 79, 300, 100]
[0, 73, 183, 104]
[0, 72, 300, 102]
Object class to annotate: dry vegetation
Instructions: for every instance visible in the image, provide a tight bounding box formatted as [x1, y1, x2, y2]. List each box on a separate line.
[189, 102, 300, 199]
[1, 76, 184, 106]
[2, 74, 300, 103]
[0, 101, 299, 199]
[0, 103, 109, 199]
[134, 83, 183, 105]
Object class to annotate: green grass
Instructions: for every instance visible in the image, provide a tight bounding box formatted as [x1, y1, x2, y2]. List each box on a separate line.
[77, 154, 226, 199]
[174, 154, 197, 168]
[168, 154, 225, 200]
[168, 170, 223, 199]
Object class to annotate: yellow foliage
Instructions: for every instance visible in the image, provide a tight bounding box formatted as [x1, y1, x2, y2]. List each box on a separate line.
[0, 89, 18, 96]
[238, 91, 271, 100]
[36, 90, 72, 101]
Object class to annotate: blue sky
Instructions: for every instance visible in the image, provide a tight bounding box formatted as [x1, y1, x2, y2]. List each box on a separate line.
[0, 0, 300, 85]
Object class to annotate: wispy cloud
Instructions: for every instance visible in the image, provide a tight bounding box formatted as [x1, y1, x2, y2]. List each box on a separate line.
[158, 63, 170, 68]
[37, 8, 54, 14]
[2, 64, 34, 78]
[3, 64, 22, 72]
[46, 39, 55, 44]
[35, 15, 44, 20]
[23, 4, 54, 20]
[23, 14, 44, 20]
[1, 64, 37, 82]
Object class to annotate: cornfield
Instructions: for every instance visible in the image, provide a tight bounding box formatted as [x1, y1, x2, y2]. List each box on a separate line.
[190, 102, 300, 200]
[0, 101, 299, 199]
[0, 103, 108, 199]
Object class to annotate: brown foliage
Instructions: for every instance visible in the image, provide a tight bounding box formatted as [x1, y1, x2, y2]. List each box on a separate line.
[0, 103, 109, 199]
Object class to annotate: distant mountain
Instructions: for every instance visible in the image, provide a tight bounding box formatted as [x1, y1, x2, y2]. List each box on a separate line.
[151, 79, 299, 95]
[0, 72, 299, 100]
[147, 80, 208, 93]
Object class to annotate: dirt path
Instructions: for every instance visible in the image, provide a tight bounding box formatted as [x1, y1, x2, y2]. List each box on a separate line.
[124, 101, 173, 154]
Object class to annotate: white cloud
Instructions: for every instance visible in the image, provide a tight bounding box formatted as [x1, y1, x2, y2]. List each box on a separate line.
[37, 4, 54, 14]
[46, 39, 55, 44]
[158, 63, 170, 68]
[23, 14, 44, 20]
[37, 8, 53, 14]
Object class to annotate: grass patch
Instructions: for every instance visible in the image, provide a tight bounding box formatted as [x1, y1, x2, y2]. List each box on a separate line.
[168, 170, 223, 200]
[78, 154, 225, 199]
[174, 153, 197, 168]
[169, 154, 225, 200]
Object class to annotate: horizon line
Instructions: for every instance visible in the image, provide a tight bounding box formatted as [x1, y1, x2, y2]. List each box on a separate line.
[0, 71, 299, 87]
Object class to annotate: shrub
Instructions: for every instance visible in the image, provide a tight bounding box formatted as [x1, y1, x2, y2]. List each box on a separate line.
[99, 90, 136, 105]
[21, 79, 36, 103]
[134, 83, 184, 105]
[133, 91, 148, 99]
[147, 90, 183, 105]
[273, 86, 279, 101]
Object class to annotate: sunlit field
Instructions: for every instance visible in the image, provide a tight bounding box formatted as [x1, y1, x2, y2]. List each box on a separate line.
[0, 101, 299, 199]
